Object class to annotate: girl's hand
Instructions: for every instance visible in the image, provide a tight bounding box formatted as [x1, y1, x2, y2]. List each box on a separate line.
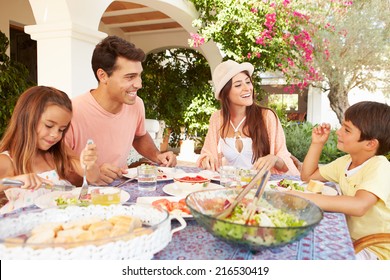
[7, 174, 52, 190]
[80, 141, 98, 170]
[312, 123, 331, 145]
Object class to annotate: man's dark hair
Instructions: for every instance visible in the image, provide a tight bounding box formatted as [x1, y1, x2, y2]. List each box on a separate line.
[91, 35, 146, 81]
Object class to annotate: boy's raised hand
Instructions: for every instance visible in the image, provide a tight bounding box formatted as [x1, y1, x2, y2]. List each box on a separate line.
[312, 123, 331, 145]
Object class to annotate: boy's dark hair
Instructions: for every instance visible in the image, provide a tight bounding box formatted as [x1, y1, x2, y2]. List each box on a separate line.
[344, 101, 390, 155]
[91, 35, 146, 81]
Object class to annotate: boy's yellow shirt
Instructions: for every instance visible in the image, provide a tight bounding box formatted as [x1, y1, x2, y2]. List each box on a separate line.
[320, 155, 390, 260]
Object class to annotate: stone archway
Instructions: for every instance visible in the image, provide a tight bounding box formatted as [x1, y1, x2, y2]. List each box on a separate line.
[25, 0, 222, 97]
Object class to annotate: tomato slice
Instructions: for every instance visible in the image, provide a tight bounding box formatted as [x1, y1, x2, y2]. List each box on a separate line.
[152, 199, 172, 212]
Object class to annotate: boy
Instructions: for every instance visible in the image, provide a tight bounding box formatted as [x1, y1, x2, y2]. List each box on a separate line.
[296, 101, 390, 259]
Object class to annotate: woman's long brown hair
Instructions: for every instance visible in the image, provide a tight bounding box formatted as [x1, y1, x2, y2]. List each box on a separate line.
[0, 86, 76, 178]
[219, 71, 276, 164]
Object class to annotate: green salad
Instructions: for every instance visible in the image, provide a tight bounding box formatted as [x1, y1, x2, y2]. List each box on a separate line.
[269, 179, 305, 191]
[55, 197, 90, 208]
[212, 199, 307, 245]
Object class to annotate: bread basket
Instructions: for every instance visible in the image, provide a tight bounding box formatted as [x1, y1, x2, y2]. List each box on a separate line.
[0, 203, 186, 259]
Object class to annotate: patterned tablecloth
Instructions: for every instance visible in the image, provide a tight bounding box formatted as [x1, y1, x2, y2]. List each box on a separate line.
[0, 166, 356, 260]
[119, 166, 356, 260]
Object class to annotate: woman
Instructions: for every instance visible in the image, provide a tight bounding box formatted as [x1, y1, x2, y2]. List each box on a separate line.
[197, 60, 299, 175]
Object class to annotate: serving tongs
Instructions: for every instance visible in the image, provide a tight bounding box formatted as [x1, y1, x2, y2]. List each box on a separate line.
[243, 171, 270, 225]
[0, 178, 75, 191]
[216, 167, 269, 220]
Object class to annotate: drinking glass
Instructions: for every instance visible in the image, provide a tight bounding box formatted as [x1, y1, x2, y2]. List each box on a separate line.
[219, 166, 238, 188]
[137, 165, 157, 191]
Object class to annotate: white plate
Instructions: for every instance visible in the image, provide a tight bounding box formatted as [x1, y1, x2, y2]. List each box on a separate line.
[199, 170, 220, 181]
[123, 167, 185, 182]
[136, 196, 192, 218]
[266, 180, 338, 196]
[162, 182, 223, 197]
[34, 187, 130, 209]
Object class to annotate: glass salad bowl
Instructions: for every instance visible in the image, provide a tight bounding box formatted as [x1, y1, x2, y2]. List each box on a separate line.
[185, 188, 323, 251]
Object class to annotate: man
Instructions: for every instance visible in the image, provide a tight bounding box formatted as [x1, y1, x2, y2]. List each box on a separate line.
[65, 36, 176, 184]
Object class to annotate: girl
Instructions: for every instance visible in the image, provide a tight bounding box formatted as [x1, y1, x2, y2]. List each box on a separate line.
[197, 60, 299, 175]
[0, 86, 100, 192]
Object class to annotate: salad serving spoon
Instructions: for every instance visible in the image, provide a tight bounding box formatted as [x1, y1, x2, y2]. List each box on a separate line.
[216, 167, 268, 220]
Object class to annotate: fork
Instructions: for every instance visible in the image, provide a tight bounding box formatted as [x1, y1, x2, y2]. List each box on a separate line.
[244, 171, 270, 225]
[78, 139, 94, 199]
[216, 167, 267, 219]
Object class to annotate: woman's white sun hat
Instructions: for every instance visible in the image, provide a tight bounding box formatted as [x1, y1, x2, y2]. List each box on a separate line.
[212, 60, 254, 100]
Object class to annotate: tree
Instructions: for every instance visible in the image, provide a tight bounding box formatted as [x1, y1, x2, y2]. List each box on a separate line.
[0, 31, 34, 138]
[140, 48, 218, 147]
[309, 0, 390, 121]
[188, 0, 390, 122]
[189, 0, 318, 85]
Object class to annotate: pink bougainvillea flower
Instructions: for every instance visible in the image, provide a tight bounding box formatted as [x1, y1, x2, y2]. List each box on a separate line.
[190, 33, 205, 48]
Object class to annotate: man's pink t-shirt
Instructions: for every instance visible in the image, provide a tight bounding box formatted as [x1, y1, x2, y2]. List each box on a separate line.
[65, 91, 146, 168]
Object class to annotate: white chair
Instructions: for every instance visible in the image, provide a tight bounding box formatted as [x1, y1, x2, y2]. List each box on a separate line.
[127, 119, 166, 165]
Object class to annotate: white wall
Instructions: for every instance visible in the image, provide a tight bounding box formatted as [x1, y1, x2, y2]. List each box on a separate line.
[308, 86, 390, 128]
[0, 0, 35, 55]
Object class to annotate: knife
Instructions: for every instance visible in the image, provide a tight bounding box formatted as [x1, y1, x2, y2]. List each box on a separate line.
[0, 178, 76, 191]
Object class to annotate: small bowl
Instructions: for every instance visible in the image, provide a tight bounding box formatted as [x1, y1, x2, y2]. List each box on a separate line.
[91, 187, 121, 206]
[173, 173, 211, 190]
[185, 188, 323, 251]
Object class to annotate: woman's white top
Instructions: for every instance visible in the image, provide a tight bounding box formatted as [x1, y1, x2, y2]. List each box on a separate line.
[218, 137, 253, 169]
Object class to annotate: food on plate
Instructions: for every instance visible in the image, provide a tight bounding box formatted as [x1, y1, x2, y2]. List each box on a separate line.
[176, 175, 209, 182]
[174, 175, 210, 188]
[91, 188, 120, 206]
[7, 214, 148, 248]
[269, 179, 305, 192]
[151, 198, 191, 215]
[306, 180, 325, 193]
[55, 194, 90, 208]
[157, 168, 168, 180]
[213, 198, 306, 244]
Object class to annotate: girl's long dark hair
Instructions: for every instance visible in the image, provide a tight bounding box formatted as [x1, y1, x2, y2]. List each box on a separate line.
[219, 71, 275, 163]
[0, 86, 76, 178]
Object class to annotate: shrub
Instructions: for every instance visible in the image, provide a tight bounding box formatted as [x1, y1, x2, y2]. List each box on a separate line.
[0, 31, 34, 138]
[140, 48, 218, 148]
[283, 121, 345, 164]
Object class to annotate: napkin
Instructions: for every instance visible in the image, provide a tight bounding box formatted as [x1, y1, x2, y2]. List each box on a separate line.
[0, 188, 50, 214]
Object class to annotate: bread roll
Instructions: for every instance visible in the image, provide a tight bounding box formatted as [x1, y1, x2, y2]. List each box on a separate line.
[89, 220, 113, 233]
[31, 222, 63, 235]
[26, 229, 55, 244]
[307, 180, 324, 193]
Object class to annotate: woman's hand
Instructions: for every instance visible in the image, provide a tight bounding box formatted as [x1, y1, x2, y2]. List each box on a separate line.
[198, 155, 217, 171]
[253, 154, 287, 173]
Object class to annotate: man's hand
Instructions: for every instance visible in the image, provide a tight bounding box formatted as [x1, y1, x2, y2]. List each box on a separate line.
[98, 163, 127, 184]
[157, 151, 177, 167]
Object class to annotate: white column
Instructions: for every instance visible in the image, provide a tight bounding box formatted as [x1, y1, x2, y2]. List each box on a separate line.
[25, 23, 105, 97]
[25, 0, 109, 97]
[307, 86, 323, 125]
